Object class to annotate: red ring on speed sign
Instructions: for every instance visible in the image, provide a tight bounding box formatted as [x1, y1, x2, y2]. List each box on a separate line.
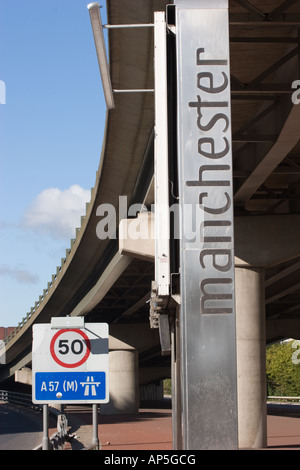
[50, 329, 91, 368]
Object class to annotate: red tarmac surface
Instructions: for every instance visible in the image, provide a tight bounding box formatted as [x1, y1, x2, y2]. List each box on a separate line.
[58, 401, 300, 450]
[267, 403, 300, 450]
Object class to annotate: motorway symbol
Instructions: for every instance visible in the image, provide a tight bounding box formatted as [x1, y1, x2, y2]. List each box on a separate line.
[80, 376, 101, 396]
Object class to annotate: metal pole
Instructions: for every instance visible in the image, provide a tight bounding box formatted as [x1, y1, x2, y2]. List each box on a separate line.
[175, 0, 238, 449]
[92, 404, 99, 449]
[113, 89, 154, 93]
[104, 23, 154, 29]
[42, 404, 49, 450]
[172, 305, 183, 450]
[154, 11, 170, 297]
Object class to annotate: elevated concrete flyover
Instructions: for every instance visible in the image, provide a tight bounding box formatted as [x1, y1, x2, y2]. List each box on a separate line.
[1, 0, 300, 449]
[0, 0, 170, 399]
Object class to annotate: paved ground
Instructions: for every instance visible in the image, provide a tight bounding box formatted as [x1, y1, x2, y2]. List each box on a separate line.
[0, 403, 44, 450]
[267, 403, 300, 450]
[76, 408, 172, 451]
[61, 401, 300, 451]
[61, 402, 173, 451]
[2, 400, 300, 450]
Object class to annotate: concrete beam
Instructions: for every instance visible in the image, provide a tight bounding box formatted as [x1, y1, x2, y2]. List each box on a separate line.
[234, 102, 300, 205]
[139, 366, 170, 384]
[70, 252, 132, 318]
[267, 318, 300, 343]
[235, 215, 300, 267]
[119, 212, 155, 260]
[0, 351, 32, 384]
[109, 323, 160, 352]
[119, 213, 300, 269]
[15, 367, 32, 386]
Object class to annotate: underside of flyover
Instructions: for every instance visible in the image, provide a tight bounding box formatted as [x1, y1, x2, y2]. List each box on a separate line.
[1, 0, 300, 445]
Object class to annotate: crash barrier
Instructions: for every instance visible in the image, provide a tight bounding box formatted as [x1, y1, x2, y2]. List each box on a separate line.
[0, 390, 70, 450]
[267, 396, 300, 403]
[0, 389, 39, 410]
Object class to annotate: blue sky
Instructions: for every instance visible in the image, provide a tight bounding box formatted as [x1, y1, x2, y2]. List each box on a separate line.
[0, 0, 107, 327]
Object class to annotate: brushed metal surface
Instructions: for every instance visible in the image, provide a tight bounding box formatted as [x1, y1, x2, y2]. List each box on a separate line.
[176, 2, 238, 449]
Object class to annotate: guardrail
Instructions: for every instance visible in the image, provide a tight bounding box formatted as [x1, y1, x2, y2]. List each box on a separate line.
[0, 389, 40, 410]
[268, 396, 300, 402]
[0, 390, 69, 450]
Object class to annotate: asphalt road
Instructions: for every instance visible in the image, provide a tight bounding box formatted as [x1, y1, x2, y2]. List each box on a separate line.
[0, 403, 43, 450]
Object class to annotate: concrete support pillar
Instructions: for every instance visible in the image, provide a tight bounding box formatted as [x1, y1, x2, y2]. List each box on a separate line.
[235, 267, 267, 449]
[15, 367, 32, 385]
[101, 349, 139, 415]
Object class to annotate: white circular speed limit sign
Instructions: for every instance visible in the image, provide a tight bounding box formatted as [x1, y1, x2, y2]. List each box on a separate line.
[50, 329, 91, 368]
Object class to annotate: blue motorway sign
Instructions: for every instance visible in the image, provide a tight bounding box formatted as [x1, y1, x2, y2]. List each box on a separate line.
[35, 372, 106, 402]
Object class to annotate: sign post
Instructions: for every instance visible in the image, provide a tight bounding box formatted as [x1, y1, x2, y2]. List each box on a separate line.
[32, 318, 109, 450]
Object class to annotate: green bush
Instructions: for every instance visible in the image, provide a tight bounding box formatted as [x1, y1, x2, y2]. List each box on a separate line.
[266, 340, 300, 396]
[163, 378, 172, 396]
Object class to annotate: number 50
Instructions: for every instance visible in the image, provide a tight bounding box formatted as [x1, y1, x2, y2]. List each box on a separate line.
[58, 339, 84, 355]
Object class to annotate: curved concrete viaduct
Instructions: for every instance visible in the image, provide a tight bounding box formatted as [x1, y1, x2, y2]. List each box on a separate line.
[1, 0, 300, 450]
[2, 0, 167, 372]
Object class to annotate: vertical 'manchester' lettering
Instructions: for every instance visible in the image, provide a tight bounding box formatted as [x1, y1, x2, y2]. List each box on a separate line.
[187, 47, 234, 315]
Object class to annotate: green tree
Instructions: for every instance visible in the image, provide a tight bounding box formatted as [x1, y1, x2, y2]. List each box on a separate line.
[163, 378, 172, 396]
[266, 340, 300, 396]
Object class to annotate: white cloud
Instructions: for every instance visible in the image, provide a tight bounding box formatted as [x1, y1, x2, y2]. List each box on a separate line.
[0, 264, 39, 285]
[23, 185, 91, 240]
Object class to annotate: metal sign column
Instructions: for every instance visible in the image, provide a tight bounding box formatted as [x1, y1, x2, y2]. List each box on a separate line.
[175, 0, 238, 449]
